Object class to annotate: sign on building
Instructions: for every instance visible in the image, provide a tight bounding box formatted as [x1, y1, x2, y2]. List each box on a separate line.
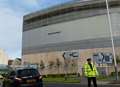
[93, 53, 113, 64]
[63, 51, 80, 60]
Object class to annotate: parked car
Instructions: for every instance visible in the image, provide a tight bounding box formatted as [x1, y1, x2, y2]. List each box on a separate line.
[0, 64, 13, 87]
[3, 68, 43, 87]
[0, 75, 4, 87]
[0, 64, 12, 76]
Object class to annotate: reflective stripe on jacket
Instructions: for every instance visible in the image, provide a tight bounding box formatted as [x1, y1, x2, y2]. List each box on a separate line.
[84, 63, 98, 77]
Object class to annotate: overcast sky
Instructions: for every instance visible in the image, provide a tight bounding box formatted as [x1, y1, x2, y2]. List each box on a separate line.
[0, 0, 75, 59]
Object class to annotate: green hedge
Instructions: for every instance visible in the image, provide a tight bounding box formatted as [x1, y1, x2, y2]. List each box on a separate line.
[43, 73, 77, 78]
[110, 71, 120, 76]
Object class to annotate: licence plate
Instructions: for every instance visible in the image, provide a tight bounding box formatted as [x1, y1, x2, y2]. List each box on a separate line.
[27, 80, 36, 83]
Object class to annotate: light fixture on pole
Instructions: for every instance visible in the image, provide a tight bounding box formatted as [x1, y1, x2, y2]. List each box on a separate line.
[105, 0, 119, 80]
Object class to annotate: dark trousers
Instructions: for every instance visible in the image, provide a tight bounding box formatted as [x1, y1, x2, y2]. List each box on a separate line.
[87, 77, 97, 87]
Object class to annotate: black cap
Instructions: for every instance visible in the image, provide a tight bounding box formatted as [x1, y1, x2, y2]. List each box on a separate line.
[87, 58, 91, 61]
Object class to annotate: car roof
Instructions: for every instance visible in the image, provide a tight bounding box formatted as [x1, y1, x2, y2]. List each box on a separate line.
[15, 67, 37, 71]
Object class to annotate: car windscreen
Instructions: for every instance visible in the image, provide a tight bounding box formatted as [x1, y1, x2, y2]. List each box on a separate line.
[17, 69, 39, 77]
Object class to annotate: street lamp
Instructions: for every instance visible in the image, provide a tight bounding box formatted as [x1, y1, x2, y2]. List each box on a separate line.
[105, 0, 119, 80]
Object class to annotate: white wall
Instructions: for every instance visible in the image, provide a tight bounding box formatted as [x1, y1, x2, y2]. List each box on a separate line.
[0, 49, 8, 65]
[23, 15, 110, 49]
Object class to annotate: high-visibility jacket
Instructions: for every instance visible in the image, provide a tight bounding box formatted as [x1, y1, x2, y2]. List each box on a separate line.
[84, 63, 98, 77]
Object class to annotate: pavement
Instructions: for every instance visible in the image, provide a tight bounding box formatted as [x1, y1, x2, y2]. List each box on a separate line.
[44, 83, 120, 87]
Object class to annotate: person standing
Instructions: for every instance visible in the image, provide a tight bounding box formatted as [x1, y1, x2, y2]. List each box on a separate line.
[84, 58, 98, 87]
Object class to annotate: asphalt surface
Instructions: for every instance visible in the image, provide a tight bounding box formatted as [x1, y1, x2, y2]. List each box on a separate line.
[44, 83, 120, 87]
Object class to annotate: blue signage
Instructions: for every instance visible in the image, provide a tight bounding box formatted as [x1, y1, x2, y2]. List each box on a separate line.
[93, 53, 113, 64]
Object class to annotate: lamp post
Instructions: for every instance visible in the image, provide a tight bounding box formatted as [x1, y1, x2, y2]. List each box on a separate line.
[105, 0, 119, 80]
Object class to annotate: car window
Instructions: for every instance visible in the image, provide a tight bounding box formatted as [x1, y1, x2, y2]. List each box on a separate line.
[0, 65, 13, 76]
[17, 69, 39, 77]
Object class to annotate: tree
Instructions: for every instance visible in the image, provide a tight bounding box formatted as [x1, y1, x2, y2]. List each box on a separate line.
[112, 55, 120, 64]
[13, 58, 21, 65]
[71, 60, 77, 73]
[56, 58, 62, 74]
[116, 55, 120, 64]
[48, 61, 55, 69]
[40, 60, 45, 70]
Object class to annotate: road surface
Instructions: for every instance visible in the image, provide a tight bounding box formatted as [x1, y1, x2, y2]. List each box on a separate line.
[44, 83, 120, 87]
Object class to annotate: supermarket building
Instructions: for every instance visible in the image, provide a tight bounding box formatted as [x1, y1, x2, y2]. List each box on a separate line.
[22, 0, 120, 75]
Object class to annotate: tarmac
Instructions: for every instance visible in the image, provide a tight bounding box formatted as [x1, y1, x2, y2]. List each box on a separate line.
[44, 83, 120, 87]
[44, 79, 120, 87]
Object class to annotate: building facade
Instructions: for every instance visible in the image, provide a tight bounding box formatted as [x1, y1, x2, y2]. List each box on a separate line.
[22, 0, 120, 75]
[0, 49, 9, 65]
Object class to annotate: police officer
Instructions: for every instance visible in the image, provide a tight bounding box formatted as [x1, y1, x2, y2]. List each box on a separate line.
[84, 58, 98, 87]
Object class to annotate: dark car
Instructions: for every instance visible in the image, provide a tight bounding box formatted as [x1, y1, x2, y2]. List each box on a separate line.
[3, 68, 43, 87]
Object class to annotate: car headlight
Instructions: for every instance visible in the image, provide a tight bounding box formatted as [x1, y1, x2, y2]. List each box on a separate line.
[0, 75, 4, 80]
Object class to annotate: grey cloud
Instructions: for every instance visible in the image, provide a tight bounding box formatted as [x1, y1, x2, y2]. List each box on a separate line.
[0, 7, 22, 58]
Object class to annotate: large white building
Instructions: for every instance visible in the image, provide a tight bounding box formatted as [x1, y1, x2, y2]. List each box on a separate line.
[22, 0, 120, 75]
[0, 49, 9, 65]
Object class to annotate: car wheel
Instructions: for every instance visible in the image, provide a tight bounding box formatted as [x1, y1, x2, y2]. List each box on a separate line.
[2, 82, 6, 87]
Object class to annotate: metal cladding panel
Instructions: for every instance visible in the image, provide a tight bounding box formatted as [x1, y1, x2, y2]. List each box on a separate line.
[22, 14, 114, 54]
[23, 15, 109, 47]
